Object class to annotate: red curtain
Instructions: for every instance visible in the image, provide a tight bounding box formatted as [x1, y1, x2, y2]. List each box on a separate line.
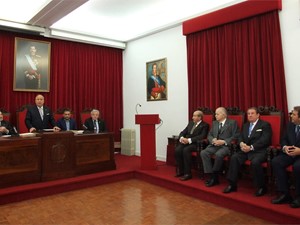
[0, 31, 123, 141]
[186, 10, 288, 122]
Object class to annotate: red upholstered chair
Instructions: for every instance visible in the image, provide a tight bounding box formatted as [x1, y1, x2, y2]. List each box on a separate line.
[242, 106, 282, 192]
[16, 105, 31, 133]
[0, 108, 10, 121]
[222, 107, 246, 173]
[54, 108, 75, 122]
[80, 108, 93, 129]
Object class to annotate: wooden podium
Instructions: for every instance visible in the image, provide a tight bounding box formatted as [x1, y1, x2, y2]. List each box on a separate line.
[135, 114, 160, 170]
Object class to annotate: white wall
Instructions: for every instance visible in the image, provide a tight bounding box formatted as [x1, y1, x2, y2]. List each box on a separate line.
[280, 0, 300, 111]
[123, 0, 300, 161]
[123, 26, 188, 160]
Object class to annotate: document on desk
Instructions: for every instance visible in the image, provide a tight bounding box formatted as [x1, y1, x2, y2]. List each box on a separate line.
[19, 133, 36, 137]
[43, 129, 54, 132]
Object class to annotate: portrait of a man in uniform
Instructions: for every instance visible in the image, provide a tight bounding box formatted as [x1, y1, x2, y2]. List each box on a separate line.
[14, 38, 51, 92]
[146, 58, 167, 101]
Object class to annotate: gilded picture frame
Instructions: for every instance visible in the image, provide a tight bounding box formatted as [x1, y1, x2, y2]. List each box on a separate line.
[13, 37, 51, 92]
[146, 58, 167, 101]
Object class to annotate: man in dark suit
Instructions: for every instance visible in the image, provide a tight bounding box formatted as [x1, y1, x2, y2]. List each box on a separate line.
[56, 109, 77, 131]
[83, 109, 106, 133]
[271, 106, 300, 208]
[0, 111, 18, 135]
[223, 107, 272, 196]
[175, 110, 209, 181]
[25, 94, 60, 133]
[201, 107, 239, 187]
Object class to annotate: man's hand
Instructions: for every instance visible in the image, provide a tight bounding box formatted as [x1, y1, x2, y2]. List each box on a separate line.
[285, 145, 300, 156]
[53, 126, 61, 132]
[180, 137, 189, 144]
[29, 127, 36, 133]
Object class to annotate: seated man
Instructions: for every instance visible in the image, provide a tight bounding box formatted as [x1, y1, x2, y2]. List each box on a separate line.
[56, 109, 77, 131]
[175, 110, 209, 181]
[0, 111, 18, 135]
[201, 107, 239, 187]
[83, 109, 106, 133]
[271, 106, 300, 208]
[223, 107, 272, 197]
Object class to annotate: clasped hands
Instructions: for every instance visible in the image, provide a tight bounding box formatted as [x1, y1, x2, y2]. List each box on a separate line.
[212, 138, 226, 146]
[180, 137, 190, 144]
[240, 142, 251, 153]
[284, 145, 300, 156]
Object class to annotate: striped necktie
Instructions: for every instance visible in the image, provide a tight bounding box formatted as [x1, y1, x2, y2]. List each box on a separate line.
[190, 123, 197, 134]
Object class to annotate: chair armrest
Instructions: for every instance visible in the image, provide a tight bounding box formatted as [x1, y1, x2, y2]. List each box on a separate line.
[197, 139, 209, 152]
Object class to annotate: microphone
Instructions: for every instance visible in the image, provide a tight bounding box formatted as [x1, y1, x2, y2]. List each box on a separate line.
[13, 126, 20, 136]
[156, 118, 163, 130]
[82, 124, 88, 130]
[135, 103, 142, 114]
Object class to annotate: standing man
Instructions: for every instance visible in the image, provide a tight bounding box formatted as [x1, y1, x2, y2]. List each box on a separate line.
[223, 107, 272, 196]
[83, 109, 106, 133]
[56, 109, 77, 131]
[271, 106, 300, 208]
[175, 110, 209, 181]
[25, 94, 60, 132]
[0, 111, 17, 135]
[201, 107, 239, 187]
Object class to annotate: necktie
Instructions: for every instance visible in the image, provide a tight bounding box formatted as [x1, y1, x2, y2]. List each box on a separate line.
[93, 120, 98, 133]
[217, 122, 222, 138]
[296, 126, 300, 138]
[248, 123, 254, 137]
[190, 123, 197, 134]
[38, 107, 43, 120]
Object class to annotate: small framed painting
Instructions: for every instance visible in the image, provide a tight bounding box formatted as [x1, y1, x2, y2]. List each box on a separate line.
[146, 58, 167, 101]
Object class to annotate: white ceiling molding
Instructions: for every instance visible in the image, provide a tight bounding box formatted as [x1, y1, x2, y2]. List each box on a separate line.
[0, 19, 45, 33]
[47, 29, 126, 49]
[28, 0, 89, 27]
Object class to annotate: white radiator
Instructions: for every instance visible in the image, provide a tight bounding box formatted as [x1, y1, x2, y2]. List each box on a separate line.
[121, 128, 136, 156]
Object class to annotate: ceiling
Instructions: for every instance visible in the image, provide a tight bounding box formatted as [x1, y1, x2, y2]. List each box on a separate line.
[0, 0, 244, 48]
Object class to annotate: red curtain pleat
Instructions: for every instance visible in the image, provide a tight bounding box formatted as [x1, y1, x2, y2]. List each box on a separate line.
[0, 31, 123, 141]
[187, 10, 288, 123]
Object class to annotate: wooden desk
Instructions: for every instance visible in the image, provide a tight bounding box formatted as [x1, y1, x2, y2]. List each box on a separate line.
[36, 132, 116, 181]
[0, 136, 41, 188]
[74, 133, 116, 176]
[0, 132, 116, 187]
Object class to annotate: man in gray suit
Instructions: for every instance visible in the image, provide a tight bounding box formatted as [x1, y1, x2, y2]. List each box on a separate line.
[201, 107, 239, 187]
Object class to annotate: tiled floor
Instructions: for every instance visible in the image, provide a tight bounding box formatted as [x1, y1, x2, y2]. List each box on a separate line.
[0, 179, 273, 225]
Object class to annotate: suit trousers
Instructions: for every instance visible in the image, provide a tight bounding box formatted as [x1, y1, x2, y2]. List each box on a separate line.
[200, 145, 230, 174]
[175, 143, 196, 175]
[226, 151, 266, 188]
[272, 153, 300, 196]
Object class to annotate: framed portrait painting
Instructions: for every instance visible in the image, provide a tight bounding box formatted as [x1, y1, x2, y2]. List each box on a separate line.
[146, 58, 167, 101]
[13, 37, 51, 92]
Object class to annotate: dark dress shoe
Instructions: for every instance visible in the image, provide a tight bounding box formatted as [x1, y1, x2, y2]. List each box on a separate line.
[205, 178, 219, 187]
[174, 173, 184, 178]
[223, 185, 237, 193]
[271, 194, 292, 204]
[290, 198, 300, 208]
[180, 174, 192, 181]
[255, 187, 267, 197]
